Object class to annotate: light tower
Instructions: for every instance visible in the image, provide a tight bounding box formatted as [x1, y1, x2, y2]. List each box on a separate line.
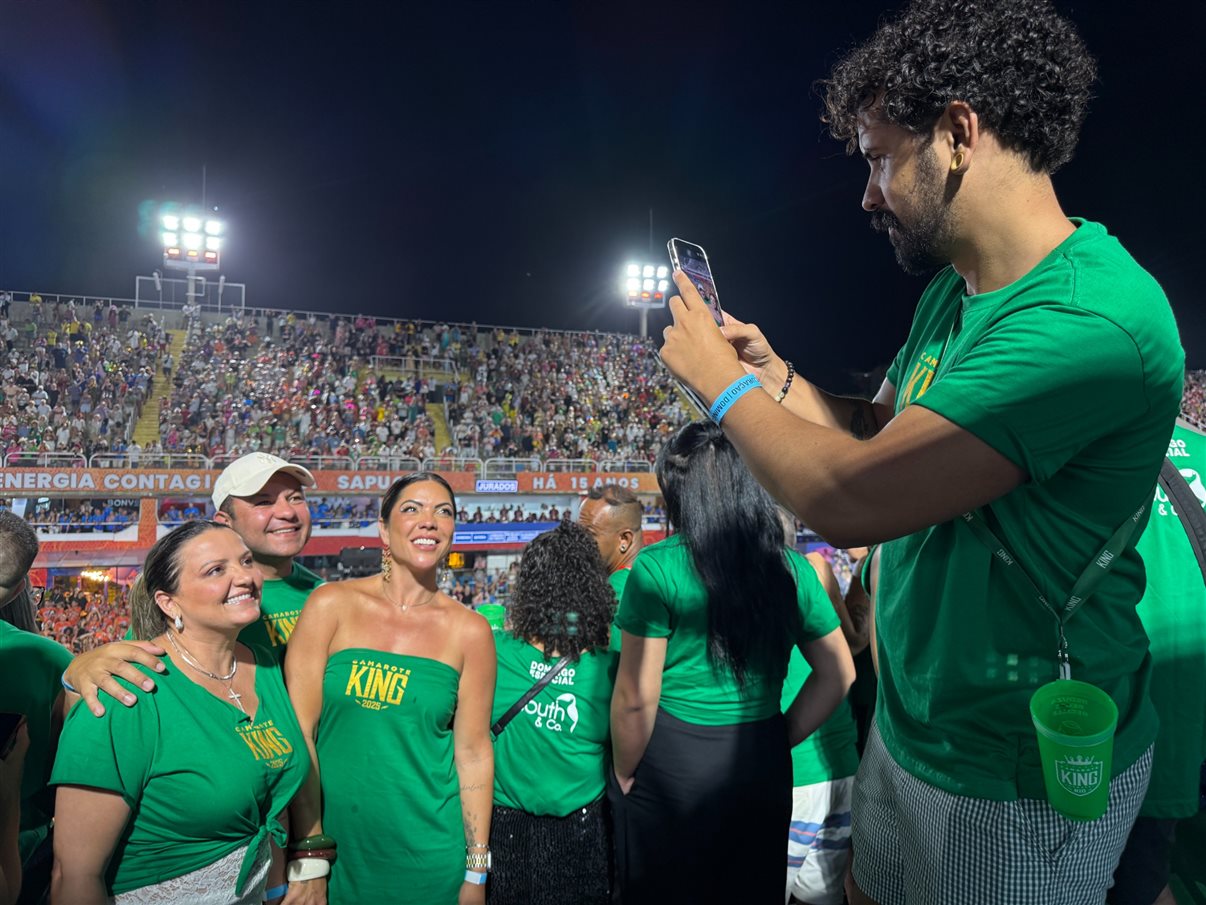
[160, 205, 224, 307]
[622, 262, 669, 337]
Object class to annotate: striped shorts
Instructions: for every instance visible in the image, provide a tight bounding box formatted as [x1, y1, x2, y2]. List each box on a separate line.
[851, 723, 1151, 905]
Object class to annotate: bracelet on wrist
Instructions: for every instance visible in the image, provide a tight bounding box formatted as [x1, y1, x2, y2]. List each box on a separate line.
[263, 882, 289, 901]
[61, 670, 79, 695]
[774, 360, 795, 404]
[290, 833, 337, 852]
[708, 374, 761, 424]
[287, 848, 337, 863]
[464, 870, 488, 885]
[287, 858, 331, 882]
[465, 849, 492, 872]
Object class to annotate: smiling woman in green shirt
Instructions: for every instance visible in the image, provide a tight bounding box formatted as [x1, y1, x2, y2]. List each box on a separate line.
[50, 522, 308, 905]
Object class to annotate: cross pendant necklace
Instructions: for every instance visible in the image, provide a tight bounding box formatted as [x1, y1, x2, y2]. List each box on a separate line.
[226, 685, 246, 715]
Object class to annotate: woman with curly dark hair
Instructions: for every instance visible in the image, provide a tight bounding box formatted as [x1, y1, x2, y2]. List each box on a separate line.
[609, 421, 854, 905]
[486, 520, 618, 905]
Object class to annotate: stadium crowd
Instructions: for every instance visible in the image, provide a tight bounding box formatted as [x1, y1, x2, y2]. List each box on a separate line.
[154, 307, 441, 465]
[0, 296, 166, 464]
[442, 328, 689, 464]
[34, 584, 131, 653]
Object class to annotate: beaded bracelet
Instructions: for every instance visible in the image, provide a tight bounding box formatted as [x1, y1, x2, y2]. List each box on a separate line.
[774, 360, 795, 404]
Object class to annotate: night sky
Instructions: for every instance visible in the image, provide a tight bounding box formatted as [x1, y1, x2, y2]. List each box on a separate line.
[1, 1, 1202, 393]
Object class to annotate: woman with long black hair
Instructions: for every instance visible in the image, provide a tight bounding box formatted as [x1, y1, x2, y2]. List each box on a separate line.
[610, 420, 855, 904]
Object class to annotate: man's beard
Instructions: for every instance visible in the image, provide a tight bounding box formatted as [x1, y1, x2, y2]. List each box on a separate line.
[869, 148, 952, 276]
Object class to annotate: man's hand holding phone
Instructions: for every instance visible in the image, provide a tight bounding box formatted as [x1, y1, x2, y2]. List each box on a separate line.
[715, 311, 790, 394]
[660, 270, 748, 407]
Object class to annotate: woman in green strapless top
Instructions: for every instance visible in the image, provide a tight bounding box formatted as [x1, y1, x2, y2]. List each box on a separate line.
[286, 473, 496, 905]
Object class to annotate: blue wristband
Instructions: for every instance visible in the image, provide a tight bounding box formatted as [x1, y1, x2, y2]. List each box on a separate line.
[264, 883, 289, 901]
[464, 870, 487, 885]
[708, 374, 761, 424]
[61, 671, 79, 695]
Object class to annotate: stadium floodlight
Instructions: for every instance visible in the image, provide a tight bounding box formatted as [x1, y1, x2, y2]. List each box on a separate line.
[182, 216, 202, 232]
[205, 236, 221, 251]
[621, 259, 668, 337]
[204, 219, 224, 236]
[161, 232, 178, 247]
[183, 233, 203, 250]
[162, 214, 180, 231]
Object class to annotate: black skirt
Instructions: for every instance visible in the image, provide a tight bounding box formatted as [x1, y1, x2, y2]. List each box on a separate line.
[609, 707, 791, 905]
[487, 796, 612, 905]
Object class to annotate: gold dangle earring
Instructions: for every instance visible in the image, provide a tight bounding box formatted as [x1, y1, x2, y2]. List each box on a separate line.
[381, 545, 392, 582]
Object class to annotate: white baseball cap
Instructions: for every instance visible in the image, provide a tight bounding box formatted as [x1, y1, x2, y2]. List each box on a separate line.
[212, 453, 316, 510]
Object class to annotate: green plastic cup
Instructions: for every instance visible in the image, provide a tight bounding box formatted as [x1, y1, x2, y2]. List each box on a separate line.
[477, 603, 507, 631]
[1029, 679, 1118, 821]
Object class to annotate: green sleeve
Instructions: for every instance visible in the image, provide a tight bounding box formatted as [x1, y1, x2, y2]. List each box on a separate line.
[787, 553, 840, 644]
[915, 307, 1145, 483]
[614, 552, 673, 639]
[50, 678, 158, 809]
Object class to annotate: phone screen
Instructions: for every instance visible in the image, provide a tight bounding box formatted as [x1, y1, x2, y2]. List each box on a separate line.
[668, 238, 724, 326]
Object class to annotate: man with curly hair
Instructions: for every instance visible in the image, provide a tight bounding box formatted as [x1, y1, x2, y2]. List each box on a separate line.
[658, 1, 1186, 903]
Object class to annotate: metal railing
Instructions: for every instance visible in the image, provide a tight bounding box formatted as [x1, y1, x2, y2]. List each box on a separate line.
[369, 355, 457, 377]
[0, 450, 658, 474]
[544, 458, 597, 473]
[481, 458, 541, 477]
[599, 459, 654, 473]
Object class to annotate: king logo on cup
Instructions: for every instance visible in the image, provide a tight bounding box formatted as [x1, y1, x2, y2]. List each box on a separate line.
[1055, 754, 1104, 797]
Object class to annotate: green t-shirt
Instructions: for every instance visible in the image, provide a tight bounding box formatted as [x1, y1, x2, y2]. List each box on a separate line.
[878, 219, 1184, 801]
[780, 647, 860, 788]
[237, 563, 324, 653]
[608, 568, 629, 652]
[50, 644, 307, 896]
[0, 622, 73, 862]
[1135, 420, 1206, 818]
[491, 632, 618, 816]
[617, 538, 840, 725]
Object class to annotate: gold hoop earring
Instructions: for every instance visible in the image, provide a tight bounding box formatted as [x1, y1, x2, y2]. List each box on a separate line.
[381, 546, 392, 582]
[951, 151, 965, 172]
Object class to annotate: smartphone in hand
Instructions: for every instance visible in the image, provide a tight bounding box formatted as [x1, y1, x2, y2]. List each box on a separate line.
[667, 238, 724, 326]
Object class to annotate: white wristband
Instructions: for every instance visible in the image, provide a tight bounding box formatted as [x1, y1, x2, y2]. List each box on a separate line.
[287, 858, 331, 882]
[464, 870, 487, 885]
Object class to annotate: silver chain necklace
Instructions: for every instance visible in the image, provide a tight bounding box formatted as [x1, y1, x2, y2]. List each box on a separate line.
[165, 630, 246, 714]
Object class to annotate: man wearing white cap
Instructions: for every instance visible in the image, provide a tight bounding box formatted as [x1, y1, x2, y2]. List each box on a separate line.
[64, 454, 324, 715]
[211, 453, 323, 653]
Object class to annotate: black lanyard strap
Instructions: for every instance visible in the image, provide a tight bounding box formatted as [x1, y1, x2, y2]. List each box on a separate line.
[958, 496, 1149, 680]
